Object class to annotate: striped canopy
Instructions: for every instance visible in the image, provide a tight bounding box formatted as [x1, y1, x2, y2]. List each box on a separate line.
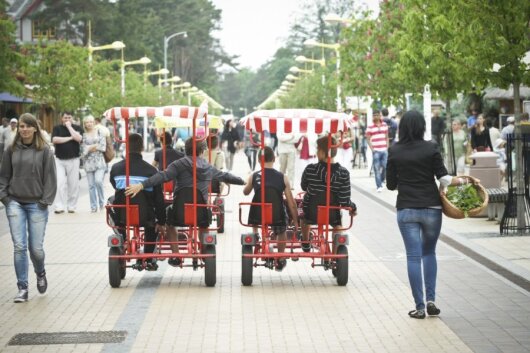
[103, 101, 208, 122]
[240, 109, 353, 134]
[153, 115, 222, 129]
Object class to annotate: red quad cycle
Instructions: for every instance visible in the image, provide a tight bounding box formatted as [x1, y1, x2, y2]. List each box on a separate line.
[238, 109, 355, 286]
[103, 101, 221, 288]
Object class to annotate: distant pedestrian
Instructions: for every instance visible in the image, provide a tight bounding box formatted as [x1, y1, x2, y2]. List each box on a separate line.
[2, 118, 18, 152]
[501, 116, 515, 141]
[0, 113, 57, 303]
[366, 109, 389, 192]
[382, 108, 398, 145]
[470, 114, 493, 152]
[431, 110, 445, 145]
[0, 117, 9, 163]
[51, 111, 83, 213]
[221, 120, 240, 171]
[451, 119, 467, 175]
[386, 110, 472, 319]
[277, 131, 298, 188]
[81, 115, 107, 212]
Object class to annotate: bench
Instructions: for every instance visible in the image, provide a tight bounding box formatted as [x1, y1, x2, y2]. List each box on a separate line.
[486, 188, 509, 221]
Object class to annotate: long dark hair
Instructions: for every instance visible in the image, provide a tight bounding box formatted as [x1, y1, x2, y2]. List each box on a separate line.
[12, 113, 48, 151]
[398, 110, 425, 143]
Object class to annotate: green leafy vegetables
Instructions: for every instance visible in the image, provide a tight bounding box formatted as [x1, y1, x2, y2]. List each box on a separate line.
[446, 184, 484, 217]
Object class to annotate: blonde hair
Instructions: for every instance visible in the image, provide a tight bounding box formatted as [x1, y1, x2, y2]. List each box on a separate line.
[12, 113, 47, 151]
[83, 115, 95, 130]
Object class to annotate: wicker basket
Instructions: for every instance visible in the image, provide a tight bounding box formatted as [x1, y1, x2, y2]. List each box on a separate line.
[441, 175, 489, 219]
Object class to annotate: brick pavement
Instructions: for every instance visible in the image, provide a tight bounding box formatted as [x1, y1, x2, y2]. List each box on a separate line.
[0, 151, 528, 352]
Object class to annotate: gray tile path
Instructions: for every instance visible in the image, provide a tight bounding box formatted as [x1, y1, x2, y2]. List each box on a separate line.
[0, 151, 528, 352]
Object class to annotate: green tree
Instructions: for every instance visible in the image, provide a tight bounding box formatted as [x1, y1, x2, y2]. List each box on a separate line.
[0, 0, 25, 95]
[25, 41, 89, 117]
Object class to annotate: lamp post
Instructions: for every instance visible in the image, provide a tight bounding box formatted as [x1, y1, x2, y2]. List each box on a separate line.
[304, 39, 341, 111]
[323, 13, 355, 25]
[182, 86, 199, 105]
[121, 54, 151, 98]
[163, 31, 187, 84]
[88, 40, 125, 101]
[286, 74, 300, 82]
[159, 76, 181, 101]
[120, 55, 151, 149]
[289, 66, 313, 75]
[295, 55, 325, 69]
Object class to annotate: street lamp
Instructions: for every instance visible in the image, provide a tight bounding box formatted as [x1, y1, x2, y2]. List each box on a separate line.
[121, 55, 151, 97]
[159, 76, 181, 101]
[295, 55, 325, 68]
[163, 31, 187, 84]
[282, 80, 295, 87]
[286, 74, 300, 82]
[182, 86, 199, 105]
[324, 13, 355, 25]
[289, 66, 313, 74]
[88, 40, 125, 100]
[304, 39, 341, 111]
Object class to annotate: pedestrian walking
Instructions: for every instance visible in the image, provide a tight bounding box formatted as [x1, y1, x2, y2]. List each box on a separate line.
[470, 114, 493, 152]
[81, 115, 107, 212]
[366, 109, 389, 192]
[0, 117, 8, 163]
[221, 120, 240, 171]
[451, 119, 467, 175]
[51, 111, 83, 213]
[386, 110, 469, 319]
[0, 113, 57, 303]
[277, 131, 298, 188]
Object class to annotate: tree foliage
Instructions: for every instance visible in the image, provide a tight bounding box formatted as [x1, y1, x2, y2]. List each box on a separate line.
[0, 0, 25, 95]
[25, 40, 89, 116]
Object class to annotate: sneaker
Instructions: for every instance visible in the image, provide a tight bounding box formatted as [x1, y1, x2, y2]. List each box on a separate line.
[14, 289, 28, 303]
[301, 242, 311, 253]
[276, 259, 287, 272]
[91, 209, 97, 213]
[168, 258, 182, 267]
[376, 187, 383, 193]
[68, 210, 75, 213]
[426, 301, 441, 316]
[37, 271, 47, 294]
[54, 210, 64, 214]
[408, 309, 425, 319]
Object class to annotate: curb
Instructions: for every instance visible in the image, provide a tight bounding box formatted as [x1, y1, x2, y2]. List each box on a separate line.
[350, 181, 530, 293]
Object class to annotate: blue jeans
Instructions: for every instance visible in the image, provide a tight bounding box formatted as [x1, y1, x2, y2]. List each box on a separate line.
[372, 150, 388, 188]
[397, 208, 442, 310]
[6, 200, 49, 289]
[86, 168, 106, 210]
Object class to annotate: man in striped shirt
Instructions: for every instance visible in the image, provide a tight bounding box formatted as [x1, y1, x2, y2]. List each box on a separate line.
[366, 109, 389, 192]
[299, 135, 357, 252]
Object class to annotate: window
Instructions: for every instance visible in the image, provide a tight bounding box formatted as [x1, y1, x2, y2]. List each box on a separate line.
[32, 20, 55, 40]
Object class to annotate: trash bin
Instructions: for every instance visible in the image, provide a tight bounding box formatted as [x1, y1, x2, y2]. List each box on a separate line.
[469, 151, 503, 217]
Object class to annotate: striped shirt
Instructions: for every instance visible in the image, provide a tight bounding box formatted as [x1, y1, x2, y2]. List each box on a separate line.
[300, 161, 356, 210]
[366, 123, 389, 151]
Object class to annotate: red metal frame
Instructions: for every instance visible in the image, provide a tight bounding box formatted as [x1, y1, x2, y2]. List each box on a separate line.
[104, 103, 219, 269]
[239, 110, 354, 268]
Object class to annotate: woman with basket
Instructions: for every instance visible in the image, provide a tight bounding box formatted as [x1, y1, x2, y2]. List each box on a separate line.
[386, 110, 481, 319]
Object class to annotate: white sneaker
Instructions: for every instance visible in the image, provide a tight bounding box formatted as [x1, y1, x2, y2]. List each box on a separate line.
[376, 187, 383, 193]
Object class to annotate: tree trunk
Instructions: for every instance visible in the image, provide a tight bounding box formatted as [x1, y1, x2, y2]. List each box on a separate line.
[512, 81, 527, 234]
[445, 98, 456, 174]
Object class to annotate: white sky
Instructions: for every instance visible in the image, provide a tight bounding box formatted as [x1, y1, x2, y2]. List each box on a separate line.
[211, 0, 302, 70]
[211, 0, 380, 70]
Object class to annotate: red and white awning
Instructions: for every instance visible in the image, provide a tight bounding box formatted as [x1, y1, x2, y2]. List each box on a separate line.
[240, 109, 353, 134]
[103, 101, 208, 121]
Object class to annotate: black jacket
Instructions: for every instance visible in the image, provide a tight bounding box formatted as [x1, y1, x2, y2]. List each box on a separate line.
[110, 152, 166, 226]
[386, 140, 448, 209]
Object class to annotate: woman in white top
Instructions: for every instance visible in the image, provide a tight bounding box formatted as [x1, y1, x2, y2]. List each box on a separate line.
[81, 116, 106, 212]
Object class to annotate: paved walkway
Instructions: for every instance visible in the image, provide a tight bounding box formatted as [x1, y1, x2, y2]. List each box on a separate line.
[0, 151, 529, 352]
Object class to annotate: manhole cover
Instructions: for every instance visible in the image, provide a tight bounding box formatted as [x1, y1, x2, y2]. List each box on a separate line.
[8, 331, 127, 345]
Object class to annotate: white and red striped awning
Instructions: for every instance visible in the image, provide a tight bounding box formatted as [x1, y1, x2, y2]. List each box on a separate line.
[103, 101, 208, 121]
[240, 109, 353, 134]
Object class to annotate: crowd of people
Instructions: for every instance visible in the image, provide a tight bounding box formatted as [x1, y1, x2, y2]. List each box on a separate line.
[0, 108, 527, 321]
